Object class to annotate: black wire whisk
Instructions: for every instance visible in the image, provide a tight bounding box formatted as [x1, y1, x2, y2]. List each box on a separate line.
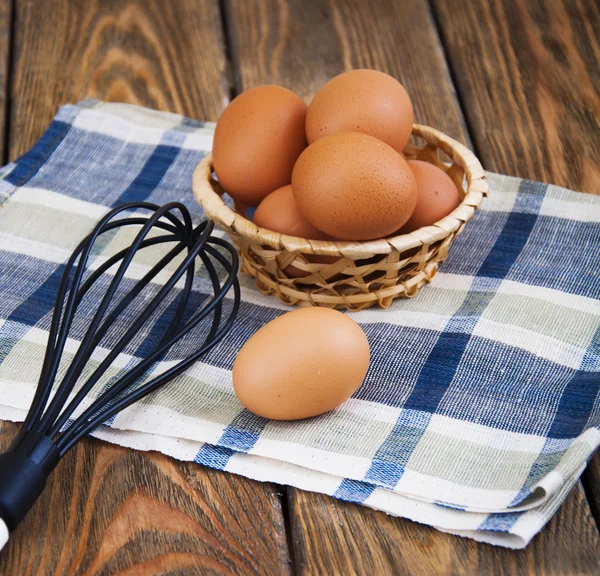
[0, 201, 240, 549]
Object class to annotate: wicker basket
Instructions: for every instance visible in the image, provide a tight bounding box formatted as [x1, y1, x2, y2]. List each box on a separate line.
[193, 125, 487, 311]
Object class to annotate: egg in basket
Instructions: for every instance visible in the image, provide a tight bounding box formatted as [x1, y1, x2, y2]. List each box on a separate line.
[193, 69, 487, 311]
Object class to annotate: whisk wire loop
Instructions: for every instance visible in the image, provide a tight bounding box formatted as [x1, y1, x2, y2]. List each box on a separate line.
[47, 219, 215, 437]
[16, 200, 238, 451]
[58, 247, 240, 454]
[22, 205, 186, 431]
[37, 203, 199, 432]
[0, 199, 240, 539]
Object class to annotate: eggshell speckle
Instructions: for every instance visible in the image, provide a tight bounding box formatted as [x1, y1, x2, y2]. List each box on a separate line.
[232, 308, 370, 420]
[401, 160, 461, 233]
[292, 132, 418, 240]
[213, 85, 307, 205]
[306, 69, 414, 153]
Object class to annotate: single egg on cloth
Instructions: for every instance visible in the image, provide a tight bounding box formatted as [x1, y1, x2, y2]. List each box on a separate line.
[212, 85, 308, 206]
[292, 132, 418, 240]
[253, 185, 337, 277]
[400, 160, 461, 233]
[232, 307, 370, 420]
[306, 69, 414, 153]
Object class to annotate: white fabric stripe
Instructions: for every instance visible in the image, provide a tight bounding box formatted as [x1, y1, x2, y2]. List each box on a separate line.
[348, 309, 451, 331]
[73, 109, 166, 146]
[0, 380, 35, 411]
[0, 380, 104, 423]
[0, 405, 26, 421]
[479, 173, 520, 212]
[428, 414, 546, 454]
[581, 427, 600, 452]
[181, 130, 215, 152]
[0, 231, 72, 264]
[23, 326, 134, 369]
[11, 187, 108, 219]
[539, 188, 600, 222]
[226, 451, 343, 495]
[94, 426, 203, 462]
[539, 196, 600, 222]
[158, 358, 234, 392]
[428, 272, 475, 292]
[340, 398, 403, 425]
[395, 468, 518, 511]
[0, 232, 191, 288]
[367, 488, 487, 531]
[250, 436, 374, 481]
[472, 317, 586, 370]
[91, 102, 186, 129]
[73, 108, 214, 151]
[112, 403, 228, 446]
[497, 279, 600, 316]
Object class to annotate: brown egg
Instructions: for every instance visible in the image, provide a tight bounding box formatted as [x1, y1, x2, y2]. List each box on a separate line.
[306, 69, 414, 153]
[253, 185, 337, 277]
[292, 132, 418, 240]
[254, 185, 329, 240]
[400, 160, 461, 233]
[232, 308, 370, 420]
[213, 85, 308, 205]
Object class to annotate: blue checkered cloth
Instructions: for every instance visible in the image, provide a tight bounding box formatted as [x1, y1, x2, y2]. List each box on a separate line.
[0, 101, 598, 549]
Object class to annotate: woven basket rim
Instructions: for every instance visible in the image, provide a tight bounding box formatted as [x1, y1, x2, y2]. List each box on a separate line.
[192, 124, 488, 257]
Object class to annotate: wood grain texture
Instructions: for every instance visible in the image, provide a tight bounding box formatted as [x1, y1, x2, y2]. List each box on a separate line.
[1, 1, 290, 574]
[0, 0, 11, 162]
[0, 421, 290, 575]
[225, 0, 600, 573]
[225, 0, 469, 144]
[290, 487, 600, 576]
[431, 0, 600, 193]
[10, 0, 230, 160]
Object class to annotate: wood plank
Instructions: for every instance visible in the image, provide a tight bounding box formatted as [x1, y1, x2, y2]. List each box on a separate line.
[225, 0, 600, 573]
[1, 1, 290, 574]
[0, 422, 289, 575]
[290, 485, 600, 576]
[431, 0, 600, 193]
[0, 0, 11, 163]
[225, 0, 469, 143]
[9, 0, 231, 160]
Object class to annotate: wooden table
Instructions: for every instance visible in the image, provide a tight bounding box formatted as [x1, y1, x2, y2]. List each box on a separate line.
[0, 0, 599, 573]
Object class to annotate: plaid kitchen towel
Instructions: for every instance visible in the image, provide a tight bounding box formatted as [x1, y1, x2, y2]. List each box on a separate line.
[0, 101, 598, 549]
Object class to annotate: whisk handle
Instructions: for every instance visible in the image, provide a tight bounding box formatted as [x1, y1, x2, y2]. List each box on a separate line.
[0, 431, 60, 543]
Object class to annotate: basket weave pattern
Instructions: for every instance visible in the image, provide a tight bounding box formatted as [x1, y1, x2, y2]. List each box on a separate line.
[193, 125, 487, 311]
